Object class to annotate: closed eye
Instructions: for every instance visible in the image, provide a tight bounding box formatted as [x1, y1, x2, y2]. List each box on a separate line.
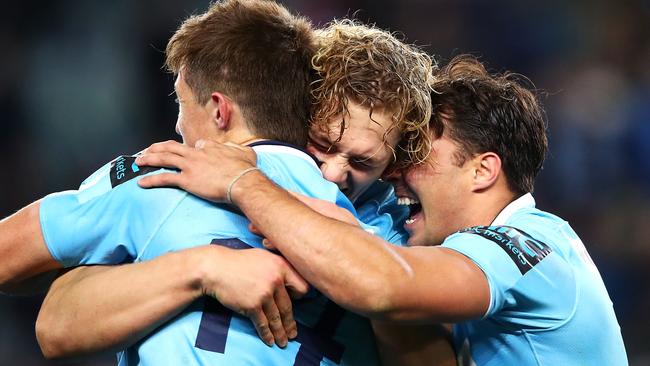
[308, 137, 335, 154]
[350, 158, 377, 171]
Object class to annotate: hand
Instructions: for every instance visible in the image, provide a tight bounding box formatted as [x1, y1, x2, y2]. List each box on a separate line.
[197, 245, 309, 348]
[136, 140, 258, 203]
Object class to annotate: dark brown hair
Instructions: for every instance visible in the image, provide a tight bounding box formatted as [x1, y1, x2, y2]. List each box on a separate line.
[166, 0, 316, 146]
[310, 20, 434, 163]
[429, 55, 548, 194]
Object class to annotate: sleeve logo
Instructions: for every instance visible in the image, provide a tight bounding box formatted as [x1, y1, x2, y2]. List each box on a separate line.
[459, 226, 552, 274]
[109, 155, 160, 188]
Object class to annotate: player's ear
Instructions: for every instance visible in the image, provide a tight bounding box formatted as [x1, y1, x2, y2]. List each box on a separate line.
[470, 152, 501, 192]
[210, 92, 232, 130]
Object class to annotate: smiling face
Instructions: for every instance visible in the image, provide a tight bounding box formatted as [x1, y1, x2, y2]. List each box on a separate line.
[389, 133, 476, 246]
[307, 101, 400, 202]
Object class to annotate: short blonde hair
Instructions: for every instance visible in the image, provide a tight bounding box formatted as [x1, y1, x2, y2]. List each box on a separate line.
[310, 20, 434, 163]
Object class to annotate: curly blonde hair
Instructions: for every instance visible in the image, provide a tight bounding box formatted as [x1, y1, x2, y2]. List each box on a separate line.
[310, 20, 434, 164]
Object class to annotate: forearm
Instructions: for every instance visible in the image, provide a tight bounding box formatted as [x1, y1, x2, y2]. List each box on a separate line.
[36, 247, 209, 359]
[232, 173, 414, 316]
[0, 200, 61, 293]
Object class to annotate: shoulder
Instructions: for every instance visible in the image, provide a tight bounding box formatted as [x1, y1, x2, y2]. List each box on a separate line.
[448, 225, 553, 276]
[42, 154, 185, 216]
[256, 148, 343, 202]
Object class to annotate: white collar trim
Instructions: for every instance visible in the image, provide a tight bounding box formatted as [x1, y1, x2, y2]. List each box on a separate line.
[251, 144, 321, 175]
[491, 193, 535, 226]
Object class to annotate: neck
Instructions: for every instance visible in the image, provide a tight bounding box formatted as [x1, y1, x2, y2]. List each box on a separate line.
[481, 191, 518, 226]
[460, 187, 517, 230]
[213, 128, 266, 146]
[236, 136, 267, 146]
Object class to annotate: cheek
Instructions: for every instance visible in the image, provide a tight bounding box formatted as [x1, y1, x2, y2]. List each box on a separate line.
[404, 167, 426, 188]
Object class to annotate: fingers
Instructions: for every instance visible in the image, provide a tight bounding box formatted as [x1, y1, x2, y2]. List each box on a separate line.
[262, 292, 288, 348]
[195, 139, 219, 149]
[248, 223, 263, 236]
[274, 287, 298, 340]
[135, 152, 187, 170]
[283, 265, 309, 300]
[246, 309, 275, 347]
[262, 238, 277, 251]
[145, 140, 193, 156]
[138, 172, 185, 189]
[223, 141, 248, 150]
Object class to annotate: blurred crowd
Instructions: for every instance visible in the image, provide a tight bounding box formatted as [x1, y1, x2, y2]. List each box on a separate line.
[1, 0, 648, 364]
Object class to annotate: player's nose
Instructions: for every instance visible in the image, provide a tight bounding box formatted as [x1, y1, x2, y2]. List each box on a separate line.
[320, 158, 349, 190]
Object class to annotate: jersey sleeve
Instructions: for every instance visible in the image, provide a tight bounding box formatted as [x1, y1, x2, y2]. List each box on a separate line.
[39, 155, 182, 267]
[441, 226, 545, 317]
[443, 224, 579, 332]
[257, 153, 358, 215]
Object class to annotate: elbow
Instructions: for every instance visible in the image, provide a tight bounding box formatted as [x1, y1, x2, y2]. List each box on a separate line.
[35, 311, 71, 359]
[332, 275, 403, 320]
[361, 279, 402, 319]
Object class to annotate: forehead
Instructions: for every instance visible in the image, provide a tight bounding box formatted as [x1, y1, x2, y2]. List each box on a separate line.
[413, 133, 461, 169]
[312, 102, 399, 150]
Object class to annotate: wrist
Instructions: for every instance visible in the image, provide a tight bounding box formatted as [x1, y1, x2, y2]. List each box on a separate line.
[191, 245, 232, 298]
[183, 246, 222, 298]
[229, 170, 267, 206]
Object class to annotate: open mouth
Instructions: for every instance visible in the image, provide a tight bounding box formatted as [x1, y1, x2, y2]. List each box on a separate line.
[397, 197, 422, 225]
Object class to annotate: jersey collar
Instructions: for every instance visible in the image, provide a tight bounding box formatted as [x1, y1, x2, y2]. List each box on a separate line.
[491, 193, 535, 226]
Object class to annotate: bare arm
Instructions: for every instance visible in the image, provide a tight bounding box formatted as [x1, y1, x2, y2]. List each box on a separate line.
[135, 141, 490, 323]
[36, 251, 203, 359]
[231, 173, 489, 322]
[0, 200, 61, 294]
[36, 245, 308, 359]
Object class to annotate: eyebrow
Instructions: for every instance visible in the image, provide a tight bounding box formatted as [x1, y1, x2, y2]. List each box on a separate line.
[352, 154, 381, 165]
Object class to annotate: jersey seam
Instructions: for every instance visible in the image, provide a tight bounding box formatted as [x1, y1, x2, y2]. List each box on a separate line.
[441, 245, 496, 319]
[522, 329, 543, 365]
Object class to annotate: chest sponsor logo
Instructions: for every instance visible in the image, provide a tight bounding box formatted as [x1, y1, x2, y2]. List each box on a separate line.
[460, 226, 552, 274]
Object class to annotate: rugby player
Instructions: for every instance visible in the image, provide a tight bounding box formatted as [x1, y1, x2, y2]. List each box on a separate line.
[1, 1, 383, 364]
[1, 2, 448, 364]
[133, 55, 629, 365]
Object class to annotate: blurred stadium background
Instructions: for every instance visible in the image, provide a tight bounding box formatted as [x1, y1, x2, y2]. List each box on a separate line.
[1, 0, 648, 365]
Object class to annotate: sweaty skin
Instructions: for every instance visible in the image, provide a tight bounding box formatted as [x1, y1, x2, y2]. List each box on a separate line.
[135, 140, 491, 322]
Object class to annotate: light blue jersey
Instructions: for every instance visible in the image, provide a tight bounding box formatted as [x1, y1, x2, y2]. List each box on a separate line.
[355, 180, 409, 246]
[40, 141, 380, 366]
[443, 194, 628, 366]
